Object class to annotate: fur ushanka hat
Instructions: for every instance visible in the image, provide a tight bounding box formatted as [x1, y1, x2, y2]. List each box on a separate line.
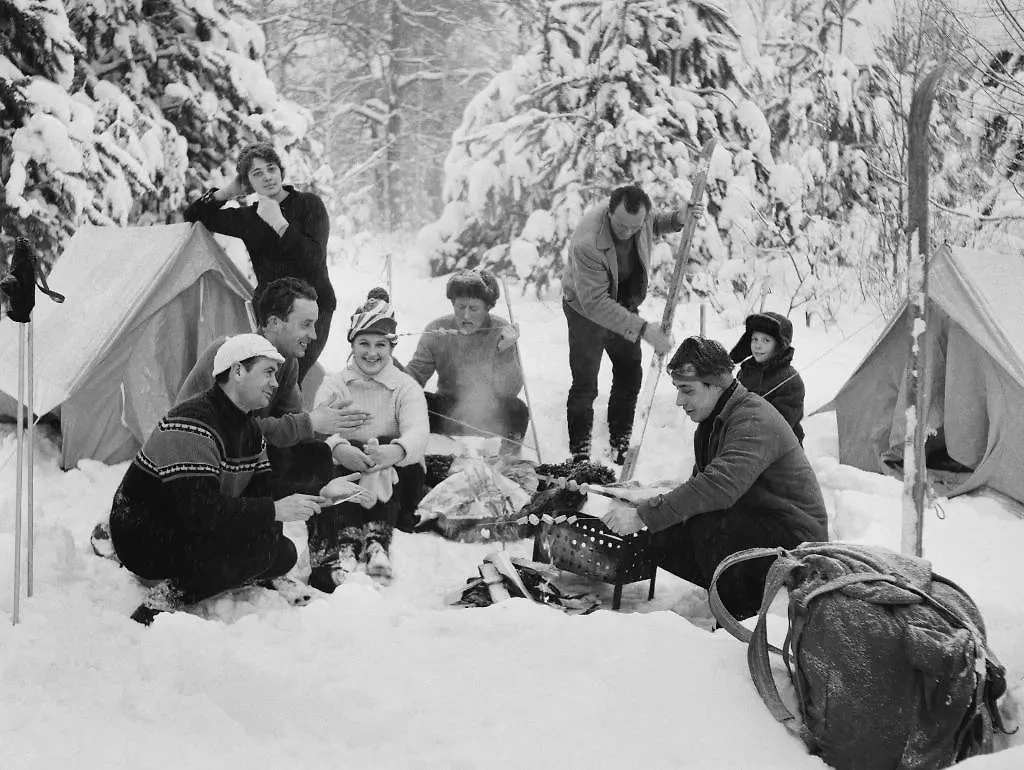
[729, 311, 794, 363]
[445, 269, 500, 309]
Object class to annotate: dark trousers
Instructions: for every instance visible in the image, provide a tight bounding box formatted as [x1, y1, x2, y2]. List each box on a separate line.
[267, 440, 334, 497]
[563, 301, 642, 453]
[425, 391, 530, 439]
[650, 507, 807, 621]
[111, 512, 297, 604]
[298, 305, 333, 384]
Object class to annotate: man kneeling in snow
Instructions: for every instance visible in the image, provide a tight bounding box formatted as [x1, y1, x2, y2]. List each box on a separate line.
[110, 334, 334, 625]
[602, 336, 829, 620]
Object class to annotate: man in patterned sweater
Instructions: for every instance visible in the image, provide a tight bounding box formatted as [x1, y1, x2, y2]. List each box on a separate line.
[110, 334, 329, 625]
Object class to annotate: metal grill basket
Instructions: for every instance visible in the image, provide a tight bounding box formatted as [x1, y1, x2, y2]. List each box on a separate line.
[532, 514, 656, 610]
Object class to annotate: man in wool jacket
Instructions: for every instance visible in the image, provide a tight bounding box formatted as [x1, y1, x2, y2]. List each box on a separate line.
[602, 336, 828, 620]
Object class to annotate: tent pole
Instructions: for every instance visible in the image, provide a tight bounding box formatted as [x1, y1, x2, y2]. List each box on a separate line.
[26, 319, 35, 596]
[901, 66, 943, 557]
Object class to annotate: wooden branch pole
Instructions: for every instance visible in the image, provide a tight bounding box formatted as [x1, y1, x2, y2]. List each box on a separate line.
[499, 277, 543, 463]
[901, 66, 945, 557]
[619, 138, 717, 482]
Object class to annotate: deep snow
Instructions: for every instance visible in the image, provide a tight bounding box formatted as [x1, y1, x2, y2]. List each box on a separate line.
[0, 248, 1021, 769]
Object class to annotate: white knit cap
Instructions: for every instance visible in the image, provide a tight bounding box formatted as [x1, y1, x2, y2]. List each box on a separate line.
[212, 333, 285, 376]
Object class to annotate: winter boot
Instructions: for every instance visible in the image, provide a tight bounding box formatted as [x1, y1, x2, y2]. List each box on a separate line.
[608, 434, 631, 466]
[362, 522, 394, 582]
[129, 580, 185, 626]
[265, 576, 315, 606]
[364, 541, 393, 581]
[569, 436, 592, 465]
[308, 536, 363, 594]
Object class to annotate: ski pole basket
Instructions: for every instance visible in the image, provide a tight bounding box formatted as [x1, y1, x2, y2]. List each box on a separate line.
[531, 514, 657, 610]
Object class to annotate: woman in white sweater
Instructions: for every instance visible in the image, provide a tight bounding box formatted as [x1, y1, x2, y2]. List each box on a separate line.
[309, 292, 428, 587]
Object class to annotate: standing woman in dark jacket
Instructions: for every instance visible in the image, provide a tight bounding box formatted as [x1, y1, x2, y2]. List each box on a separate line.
[184, 143, 334, 384]
[729, 312, 805, 444]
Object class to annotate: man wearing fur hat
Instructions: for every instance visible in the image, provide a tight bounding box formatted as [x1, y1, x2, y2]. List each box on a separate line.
[602, 336, 828, 620]
[405, 268, 528, 446]
[562, 184, 699, 463]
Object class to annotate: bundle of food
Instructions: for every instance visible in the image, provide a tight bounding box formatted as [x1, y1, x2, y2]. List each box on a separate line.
[416, 458, 534, 542]
[518, 458, 618, 523]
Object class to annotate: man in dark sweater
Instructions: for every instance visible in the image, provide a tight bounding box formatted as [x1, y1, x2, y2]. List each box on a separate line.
[176, 277, 368, 496]
[110, 334, 329, 625]
[184, 143, 334, 383]
[602, 337, 829, 620]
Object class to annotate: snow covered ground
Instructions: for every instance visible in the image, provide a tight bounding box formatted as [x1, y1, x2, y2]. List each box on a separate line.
[1, 248, 1022, 769]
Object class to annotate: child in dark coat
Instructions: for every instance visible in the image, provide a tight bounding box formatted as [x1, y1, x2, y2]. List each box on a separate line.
[729, 312, 805, 444]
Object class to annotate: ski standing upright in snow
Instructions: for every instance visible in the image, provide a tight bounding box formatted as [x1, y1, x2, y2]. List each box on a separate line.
[619, 138, 717, 482]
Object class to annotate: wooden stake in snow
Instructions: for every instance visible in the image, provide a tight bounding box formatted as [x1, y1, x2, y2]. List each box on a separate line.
[902, 66, 945, 557]
[619, 138, 717, 482]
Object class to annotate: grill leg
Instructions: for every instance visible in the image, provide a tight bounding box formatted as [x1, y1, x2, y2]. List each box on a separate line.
[647, 570, 657, 601]
[612, 582, 623, 610]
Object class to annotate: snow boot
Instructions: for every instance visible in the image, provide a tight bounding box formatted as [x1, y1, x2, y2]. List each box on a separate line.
[129, 580, 185, 626]
[308, 538, 362, 594]
[264, 576, 315, 606]
[362, 522, 394, 582]
[364, 541, 393, 581]
[608, 434, 631, 466]
[569, 436, 592, 464]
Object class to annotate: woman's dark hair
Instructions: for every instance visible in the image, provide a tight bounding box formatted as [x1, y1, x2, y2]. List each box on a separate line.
[237, 143, 285, 191]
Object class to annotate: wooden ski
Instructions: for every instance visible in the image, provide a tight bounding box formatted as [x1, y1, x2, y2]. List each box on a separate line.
[619, 137, 717, 482]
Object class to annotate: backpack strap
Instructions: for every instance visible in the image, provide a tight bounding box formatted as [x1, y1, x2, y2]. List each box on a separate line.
[710, 547, 804, 733]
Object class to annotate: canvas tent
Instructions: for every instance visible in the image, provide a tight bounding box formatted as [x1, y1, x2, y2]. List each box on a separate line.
[816, 244, 1024, 503]
[0, 223, 254, 469]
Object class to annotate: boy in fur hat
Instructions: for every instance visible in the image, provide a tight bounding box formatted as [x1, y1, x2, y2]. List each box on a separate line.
[405, 268, 529, 448]
[729, 312, 805, 444]
[601, 336, 827, 620]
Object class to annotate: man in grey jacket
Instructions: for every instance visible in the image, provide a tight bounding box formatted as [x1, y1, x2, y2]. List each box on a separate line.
[562, 184, 691, 463]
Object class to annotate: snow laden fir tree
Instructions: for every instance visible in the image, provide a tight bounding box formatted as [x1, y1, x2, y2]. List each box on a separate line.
[0, 0, 322, 269]
[420, 0, 796, 306]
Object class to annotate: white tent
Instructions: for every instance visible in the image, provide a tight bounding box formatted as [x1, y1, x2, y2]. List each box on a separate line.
[0, 223, 254, 469]
[816, 244, 1024, 502]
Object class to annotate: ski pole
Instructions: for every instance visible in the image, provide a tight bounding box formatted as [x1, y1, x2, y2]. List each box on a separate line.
[13, 322, 25, 624]
[499, 277, 543, 463]
[26, 319, 35, 596]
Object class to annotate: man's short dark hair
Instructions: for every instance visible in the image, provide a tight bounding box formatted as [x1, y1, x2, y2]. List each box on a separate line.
[667, 336, 734, 387]
[253, 277, 318, 327]
[213, 356, 258, 385]
[237, 143, 285, 186]
[609, 185, 652, 216]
